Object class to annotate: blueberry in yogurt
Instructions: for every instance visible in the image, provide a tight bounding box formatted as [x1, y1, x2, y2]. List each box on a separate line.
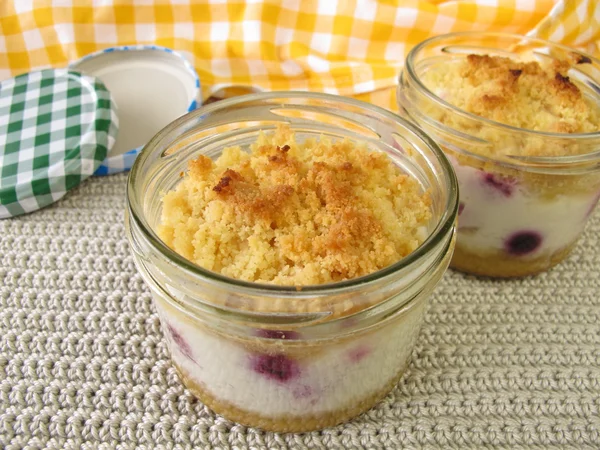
[251, 353, 300, 383]
[482, 172, 515, 197]
[167, 324, 195, 362]
[504, 231, 543, 256]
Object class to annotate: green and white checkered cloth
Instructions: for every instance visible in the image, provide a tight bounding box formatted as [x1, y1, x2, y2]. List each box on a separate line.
[0, 69, 118, 218]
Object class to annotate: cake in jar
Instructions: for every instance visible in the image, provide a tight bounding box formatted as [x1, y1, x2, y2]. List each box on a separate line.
[155, 125, 434, 431]
[421, 54, 600, 277]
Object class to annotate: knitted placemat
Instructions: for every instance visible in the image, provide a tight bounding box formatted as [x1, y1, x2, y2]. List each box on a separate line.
[1, 174, 599, 450]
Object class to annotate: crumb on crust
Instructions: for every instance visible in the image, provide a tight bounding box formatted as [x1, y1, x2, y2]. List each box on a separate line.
[423, 54, 599, 139]
[158, 125, 431, 285]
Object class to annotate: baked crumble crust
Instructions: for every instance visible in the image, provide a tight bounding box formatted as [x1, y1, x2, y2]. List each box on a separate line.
[422, 54, 599, 156]
[451, 240, 577, 278]
[174, 361, 406, 432]
[158, 125, 431, 285]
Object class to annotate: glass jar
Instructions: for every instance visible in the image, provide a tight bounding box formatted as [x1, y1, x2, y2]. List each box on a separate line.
[125, 92, 458, 432]
[397, 32, 600, 278]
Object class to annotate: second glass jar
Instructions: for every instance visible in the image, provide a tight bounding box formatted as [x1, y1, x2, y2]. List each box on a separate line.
[398, 32, 600, 277]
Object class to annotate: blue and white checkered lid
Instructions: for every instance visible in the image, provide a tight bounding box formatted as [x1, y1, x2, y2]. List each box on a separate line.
[0, 69, 118, 219]
[70, 45, 201, 175]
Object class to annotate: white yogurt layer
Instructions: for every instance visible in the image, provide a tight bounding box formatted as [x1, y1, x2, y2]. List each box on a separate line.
[155, 296, 426, 418]
[454, 160, 598, 257]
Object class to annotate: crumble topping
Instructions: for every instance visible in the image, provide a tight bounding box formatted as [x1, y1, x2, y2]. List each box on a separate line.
[158, 126, 431, 285]
[423, 54, 599, 149]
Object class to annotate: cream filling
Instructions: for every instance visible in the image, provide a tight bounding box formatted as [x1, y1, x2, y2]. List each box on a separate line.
[155, 297, 425, 417]
[454, 161, 597, 257]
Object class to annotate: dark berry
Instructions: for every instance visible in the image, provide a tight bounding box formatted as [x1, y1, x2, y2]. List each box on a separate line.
[347, 345, 371, 363]
[458, 202, 465, 216]
[167, 324, 194, 361]
[250, 354, 299, 382]
[505, 231, 543, 256]
[482, 173, 515, 197]
[257, 329, 300, 340]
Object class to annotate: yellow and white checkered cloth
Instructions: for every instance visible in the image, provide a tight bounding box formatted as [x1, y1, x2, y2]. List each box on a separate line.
[0, 0, 599, 111]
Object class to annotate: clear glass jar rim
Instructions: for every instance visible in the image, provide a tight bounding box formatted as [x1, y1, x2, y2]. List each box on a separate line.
[127, 91, 458, 295]
[403, 31, 600, 166]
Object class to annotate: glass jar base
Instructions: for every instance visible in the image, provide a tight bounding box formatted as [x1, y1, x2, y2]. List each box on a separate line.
[450, 242, 577, 278]
[174, 362, 407, 433]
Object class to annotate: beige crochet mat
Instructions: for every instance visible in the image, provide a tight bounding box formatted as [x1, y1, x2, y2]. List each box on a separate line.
[1, 173, 599, 449]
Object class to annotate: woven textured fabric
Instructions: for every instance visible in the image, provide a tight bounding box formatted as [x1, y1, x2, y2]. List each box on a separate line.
[1, 174, 599, 449]
[0, 69, 117, 218]
[0, 0, 598, 111]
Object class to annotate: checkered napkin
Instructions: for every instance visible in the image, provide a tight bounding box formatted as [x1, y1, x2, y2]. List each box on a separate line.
[0, 0, 598, 113]
[0, 69, 117, 218]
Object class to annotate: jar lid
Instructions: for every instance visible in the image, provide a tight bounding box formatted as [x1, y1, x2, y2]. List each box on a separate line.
[69, 45, 201, 175]
[0, 69, 118, 219]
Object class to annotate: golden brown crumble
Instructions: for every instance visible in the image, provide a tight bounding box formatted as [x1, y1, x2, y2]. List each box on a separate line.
[423, 54, 599, 143]
[158, 126, 431, 285]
